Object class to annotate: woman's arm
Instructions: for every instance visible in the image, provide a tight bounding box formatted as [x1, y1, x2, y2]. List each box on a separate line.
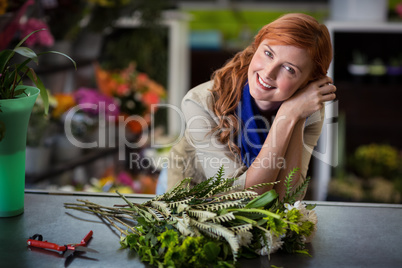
[167, 81, 248, 190]
[245, 76, 336, 198]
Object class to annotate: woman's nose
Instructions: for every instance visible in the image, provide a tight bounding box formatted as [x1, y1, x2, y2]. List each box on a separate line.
[263, 63, 279, 81]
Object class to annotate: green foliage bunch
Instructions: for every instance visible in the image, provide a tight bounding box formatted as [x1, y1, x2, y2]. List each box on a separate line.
[351, 143, 401, 179]
[65, 167, 316, 267]
[0, 29, 75, 105]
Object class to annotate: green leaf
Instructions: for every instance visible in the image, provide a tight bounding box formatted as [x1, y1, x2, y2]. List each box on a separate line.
[14, 47, 38, 64]
[232, 208, 281, 219]
[294, 249, 312, 257]
[305, 203, 316, 210]
[25, 70, 49, 114]
[233, 215, 257, 225]
[157, 229, 179, 248]
[245, 189, 278, 208]
[15, 29, 46, 48]
[38, 51, 77, 70]
[203, 242, 221, 262]
[0, 50, 14, 74]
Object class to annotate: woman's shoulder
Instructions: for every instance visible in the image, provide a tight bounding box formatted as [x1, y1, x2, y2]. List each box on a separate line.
[182, 80, 215, 110]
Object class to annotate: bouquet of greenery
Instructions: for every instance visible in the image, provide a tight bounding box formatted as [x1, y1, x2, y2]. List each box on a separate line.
[65, 167, 317, 267]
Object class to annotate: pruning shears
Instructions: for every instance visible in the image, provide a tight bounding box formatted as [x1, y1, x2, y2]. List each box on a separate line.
[27, 230, 98, 267]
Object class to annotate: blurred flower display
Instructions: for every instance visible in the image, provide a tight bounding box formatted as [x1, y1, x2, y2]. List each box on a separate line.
[396, 2, 402, 18]
[351, 143, 400, 179]
[52, 93, 76, 120]
[52, 87, 119, 139]
[329, 143, 402, 203]
[19, 18, 54, 47]
[0, 0, 8, 15]
[95, 62, 166, 134]
[0, 0, 26, 15]
[73, 87, 120, 118]
[83, 170, 157, 194]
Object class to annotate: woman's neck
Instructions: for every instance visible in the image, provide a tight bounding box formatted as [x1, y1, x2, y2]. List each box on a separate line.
[255, 100, 282, 119]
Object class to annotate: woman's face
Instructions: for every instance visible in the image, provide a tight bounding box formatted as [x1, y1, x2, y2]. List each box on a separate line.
[248, 39, 313, 111]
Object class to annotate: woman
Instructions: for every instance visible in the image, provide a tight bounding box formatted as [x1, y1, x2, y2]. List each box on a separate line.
[167, 13, 336, 200]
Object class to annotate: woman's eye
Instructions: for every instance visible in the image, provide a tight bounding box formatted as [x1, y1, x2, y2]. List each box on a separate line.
[284, 65, 295, 74]
[264, 51, 273, 58]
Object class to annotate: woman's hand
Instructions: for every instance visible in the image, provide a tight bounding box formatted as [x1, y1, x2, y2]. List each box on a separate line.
[281, 76, 336, 120]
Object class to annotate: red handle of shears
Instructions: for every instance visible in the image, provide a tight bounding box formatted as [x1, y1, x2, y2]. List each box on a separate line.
[27, 239, 66, 252]
[80, 230, 93, 246]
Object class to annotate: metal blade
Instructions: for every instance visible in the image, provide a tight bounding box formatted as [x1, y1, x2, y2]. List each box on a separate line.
[64, 250, 75, 268]
[64, 249, 75, 259]
[73, 246, 99, 253]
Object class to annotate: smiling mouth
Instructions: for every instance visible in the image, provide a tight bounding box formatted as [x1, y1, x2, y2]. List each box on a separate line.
[257, 74, 276, 90]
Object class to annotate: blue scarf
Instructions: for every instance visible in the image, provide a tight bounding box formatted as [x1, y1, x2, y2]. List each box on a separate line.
[237, 84, 272, 167]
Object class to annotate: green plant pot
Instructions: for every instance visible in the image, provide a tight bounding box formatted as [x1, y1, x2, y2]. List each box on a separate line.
[0, 86, 39, 217]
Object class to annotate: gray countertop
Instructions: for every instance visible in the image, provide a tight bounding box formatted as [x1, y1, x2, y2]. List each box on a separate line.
[1, 190, 401, 268]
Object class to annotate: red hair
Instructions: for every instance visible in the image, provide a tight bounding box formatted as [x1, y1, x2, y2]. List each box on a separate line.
[210, 13, 332, 156]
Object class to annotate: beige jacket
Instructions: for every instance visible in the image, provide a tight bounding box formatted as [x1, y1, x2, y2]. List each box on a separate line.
[167, 80, 324, 191]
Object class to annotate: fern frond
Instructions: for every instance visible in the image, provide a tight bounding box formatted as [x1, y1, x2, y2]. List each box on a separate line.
[151, 193, 166, 202]
[177, 203, 190, 213]
[284, 167, 300, 199]
[211, 212, 236, 223]
[189, 166, 229, 197]
[196, 199, 244, 211]
[214, 165, 225, 180]
[214, 191, 258, 202]
[190, 219, 240, 259]
[204, 180, 228, 198]
[187, 209, 217, 222]
[150, 201, 171, 216]
[174, 216, 197, 236]
[285, 176, 311, 205]
[207, 178, 239, 197]
[146, 207, 165, 221]
[244, 181, 280, 191]
[164, 177, 192, 201]
[167, 196, 194, 208]
[229, 224, 253, 234]
[187, 176, 214, 197]
[210, 183, 242, 197]
[182, 211, 191, 225]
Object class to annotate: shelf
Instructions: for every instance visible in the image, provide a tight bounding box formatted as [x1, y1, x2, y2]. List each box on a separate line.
[336, 81, 402, 151]
[34, 58, 96, 75]
[25, 147, 118, 183]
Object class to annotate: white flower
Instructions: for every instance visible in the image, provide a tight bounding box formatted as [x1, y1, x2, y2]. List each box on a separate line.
[256, 232, 284, 256]
[285, 201, 311, 222]
[306, 209, 318, 225]
[236, 231, 253, 247]
[304, 209, 318, 243]
[270, 234, 284, 253]
[285, 201, 318, 243]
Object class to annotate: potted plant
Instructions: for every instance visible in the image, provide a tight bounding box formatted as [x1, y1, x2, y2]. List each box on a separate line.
[0, 29, 75, 217]
[347, 50, 368, 82]
[25, 93, 57, 177]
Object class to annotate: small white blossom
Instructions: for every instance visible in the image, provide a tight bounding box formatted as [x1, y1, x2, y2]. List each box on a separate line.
[236, 231, 253, 247]
[284, 201, 318, 243]
[306, 209, 318, 225]
[256, 232, 284, 256]
[304, 209, 318, 243]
